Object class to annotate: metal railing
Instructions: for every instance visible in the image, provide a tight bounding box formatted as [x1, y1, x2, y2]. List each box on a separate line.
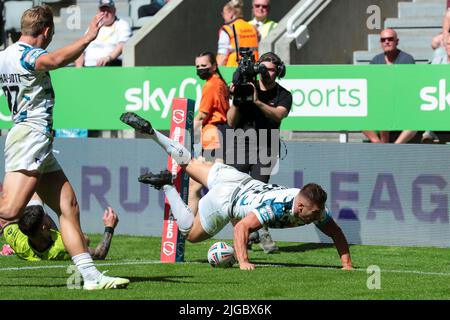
[285, 0, 332, 49]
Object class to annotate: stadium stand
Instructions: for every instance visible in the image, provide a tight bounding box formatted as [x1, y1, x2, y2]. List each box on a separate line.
[354, 0, 445, 64]
[3, 1, 34, 42]
[46, 0, 132, 53]
[2, 0, 446, 143]
[1, 0, 145, 50]
[122, 0, 299, 66]
[129, 0, 153, 29]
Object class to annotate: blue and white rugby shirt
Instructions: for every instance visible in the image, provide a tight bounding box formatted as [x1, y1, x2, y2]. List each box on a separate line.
[0, 42, 54, 134]
[231, 180, 331, 228]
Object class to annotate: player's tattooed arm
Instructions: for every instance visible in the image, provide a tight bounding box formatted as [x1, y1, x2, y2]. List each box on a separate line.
[89, 207, 118, 260]
[89, 231, 113, 260]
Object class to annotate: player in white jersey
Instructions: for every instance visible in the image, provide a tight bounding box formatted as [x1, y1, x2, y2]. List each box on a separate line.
[121, 112, 353, 271]
[0, 6, 129, 289]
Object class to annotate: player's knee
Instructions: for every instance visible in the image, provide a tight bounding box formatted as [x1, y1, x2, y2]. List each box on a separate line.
[186, 233, 201, 243]
[0, 202, 22, 221]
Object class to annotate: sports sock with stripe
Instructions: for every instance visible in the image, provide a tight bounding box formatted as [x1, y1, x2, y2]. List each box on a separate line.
[72, 252, 102, 283]
[150, 129, 191, 165]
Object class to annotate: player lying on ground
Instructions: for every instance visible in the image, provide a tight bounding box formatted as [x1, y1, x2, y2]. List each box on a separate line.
[120, 112, 353, 271]
[0, 5, 128, 289]
[2, 202, 119, 261]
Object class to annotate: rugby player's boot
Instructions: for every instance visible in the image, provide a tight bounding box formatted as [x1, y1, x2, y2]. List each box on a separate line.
[120, 112, 154, 135]
[259, 228, 279, 254]
[83, 272, 130, 290]
[138, 170, 174, 190]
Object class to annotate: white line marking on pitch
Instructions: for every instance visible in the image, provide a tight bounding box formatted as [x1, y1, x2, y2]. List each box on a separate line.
[1, 260, 450, 277]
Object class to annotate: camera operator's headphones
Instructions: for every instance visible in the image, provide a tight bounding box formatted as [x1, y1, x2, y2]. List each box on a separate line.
[257, 52, 286, 78]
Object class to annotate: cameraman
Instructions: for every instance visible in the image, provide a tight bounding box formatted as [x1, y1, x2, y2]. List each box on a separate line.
[227, 52, 292, 253]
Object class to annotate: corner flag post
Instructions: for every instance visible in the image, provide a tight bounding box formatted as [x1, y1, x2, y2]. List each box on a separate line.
[160, 98, 195, 263]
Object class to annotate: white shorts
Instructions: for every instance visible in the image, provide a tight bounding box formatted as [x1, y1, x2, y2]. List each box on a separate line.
[198, 163, 252, 236]
[4, 124, 61, 173]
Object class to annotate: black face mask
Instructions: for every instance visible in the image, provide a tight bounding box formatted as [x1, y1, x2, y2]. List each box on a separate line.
[196, 68, 211, 80]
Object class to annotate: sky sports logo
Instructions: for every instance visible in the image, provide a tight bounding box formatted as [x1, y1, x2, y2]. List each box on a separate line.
[280, 79, 368, 117]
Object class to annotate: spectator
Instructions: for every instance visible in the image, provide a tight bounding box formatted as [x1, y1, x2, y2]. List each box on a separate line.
[138, 0, 169, 19]
[433, 3, 450, 63]
[75, 0, 132, 67]
[217, 0, 259, 67]
[364, 28, 417, 144]
[419, 33, 450, 144]
[430, 32, 446, 65]
[73, 0, 132, 139]
[442, 3, 450, 48]
[432, 33, 450, 64]
[189, 51, 230, 215]
[248, 0, 278, 42]
[227, 52, 291, 253]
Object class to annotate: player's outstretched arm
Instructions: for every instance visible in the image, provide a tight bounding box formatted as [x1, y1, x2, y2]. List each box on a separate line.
[233, 213, 262, 270]
[89, 207, 118, 260]
[35, 13, 105, 72]
[317, 219, 353, 270]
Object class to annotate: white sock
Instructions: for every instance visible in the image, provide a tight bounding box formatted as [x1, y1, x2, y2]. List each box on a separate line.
[151, 129, 191, 165]
[72, 252, 102, 283]
[163, 185, 194, 235]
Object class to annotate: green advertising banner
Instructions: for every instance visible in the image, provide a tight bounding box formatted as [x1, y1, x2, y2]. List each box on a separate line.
[1, 64, 450, 130]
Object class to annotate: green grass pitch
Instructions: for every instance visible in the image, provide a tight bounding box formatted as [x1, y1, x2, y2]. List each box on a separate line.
[1, 234, 450, 300]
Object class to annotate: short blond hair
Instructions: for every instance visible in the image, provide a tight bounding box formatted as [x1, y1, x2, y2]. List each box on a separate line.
[225, 0, 244, 18]
[21, 5, 54, 37]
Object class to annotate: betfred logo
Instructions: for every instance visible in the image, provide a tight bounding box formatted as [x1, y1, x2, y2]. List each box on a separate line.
[162, 241, 175, 256]
[280, 79, 368, 117]
[173, 110, 185, 124]
[420, 79, 450, 111]
[166, 218, 175, 239]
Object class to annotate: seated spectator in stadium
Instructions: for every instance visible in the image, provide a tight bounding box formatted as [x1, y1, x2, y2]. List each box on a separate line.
[248, 0, 278, 42]
[419, 32, 450, 144]
[370, 28, 415, 64]
[75, 0, 131, 67]
[431, 32, 446, 62]
[138, 0, 169, 18]
[363, 28, 417, 144]
[217, 0, 259, 67]
[73, 0, 132, 138]
[2, 203, 119, 261]
[442, 4, 450, 47]
[432, 32, 450, 64]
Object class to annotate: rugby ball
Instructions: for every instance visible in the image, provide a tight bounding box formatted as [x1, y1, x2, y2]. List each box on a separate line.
[207, 241, 236, 268]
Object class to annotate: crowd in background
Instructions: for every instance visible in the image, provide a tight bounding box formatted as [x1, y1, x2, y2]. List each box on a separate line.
[1, 0, 449, 143]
